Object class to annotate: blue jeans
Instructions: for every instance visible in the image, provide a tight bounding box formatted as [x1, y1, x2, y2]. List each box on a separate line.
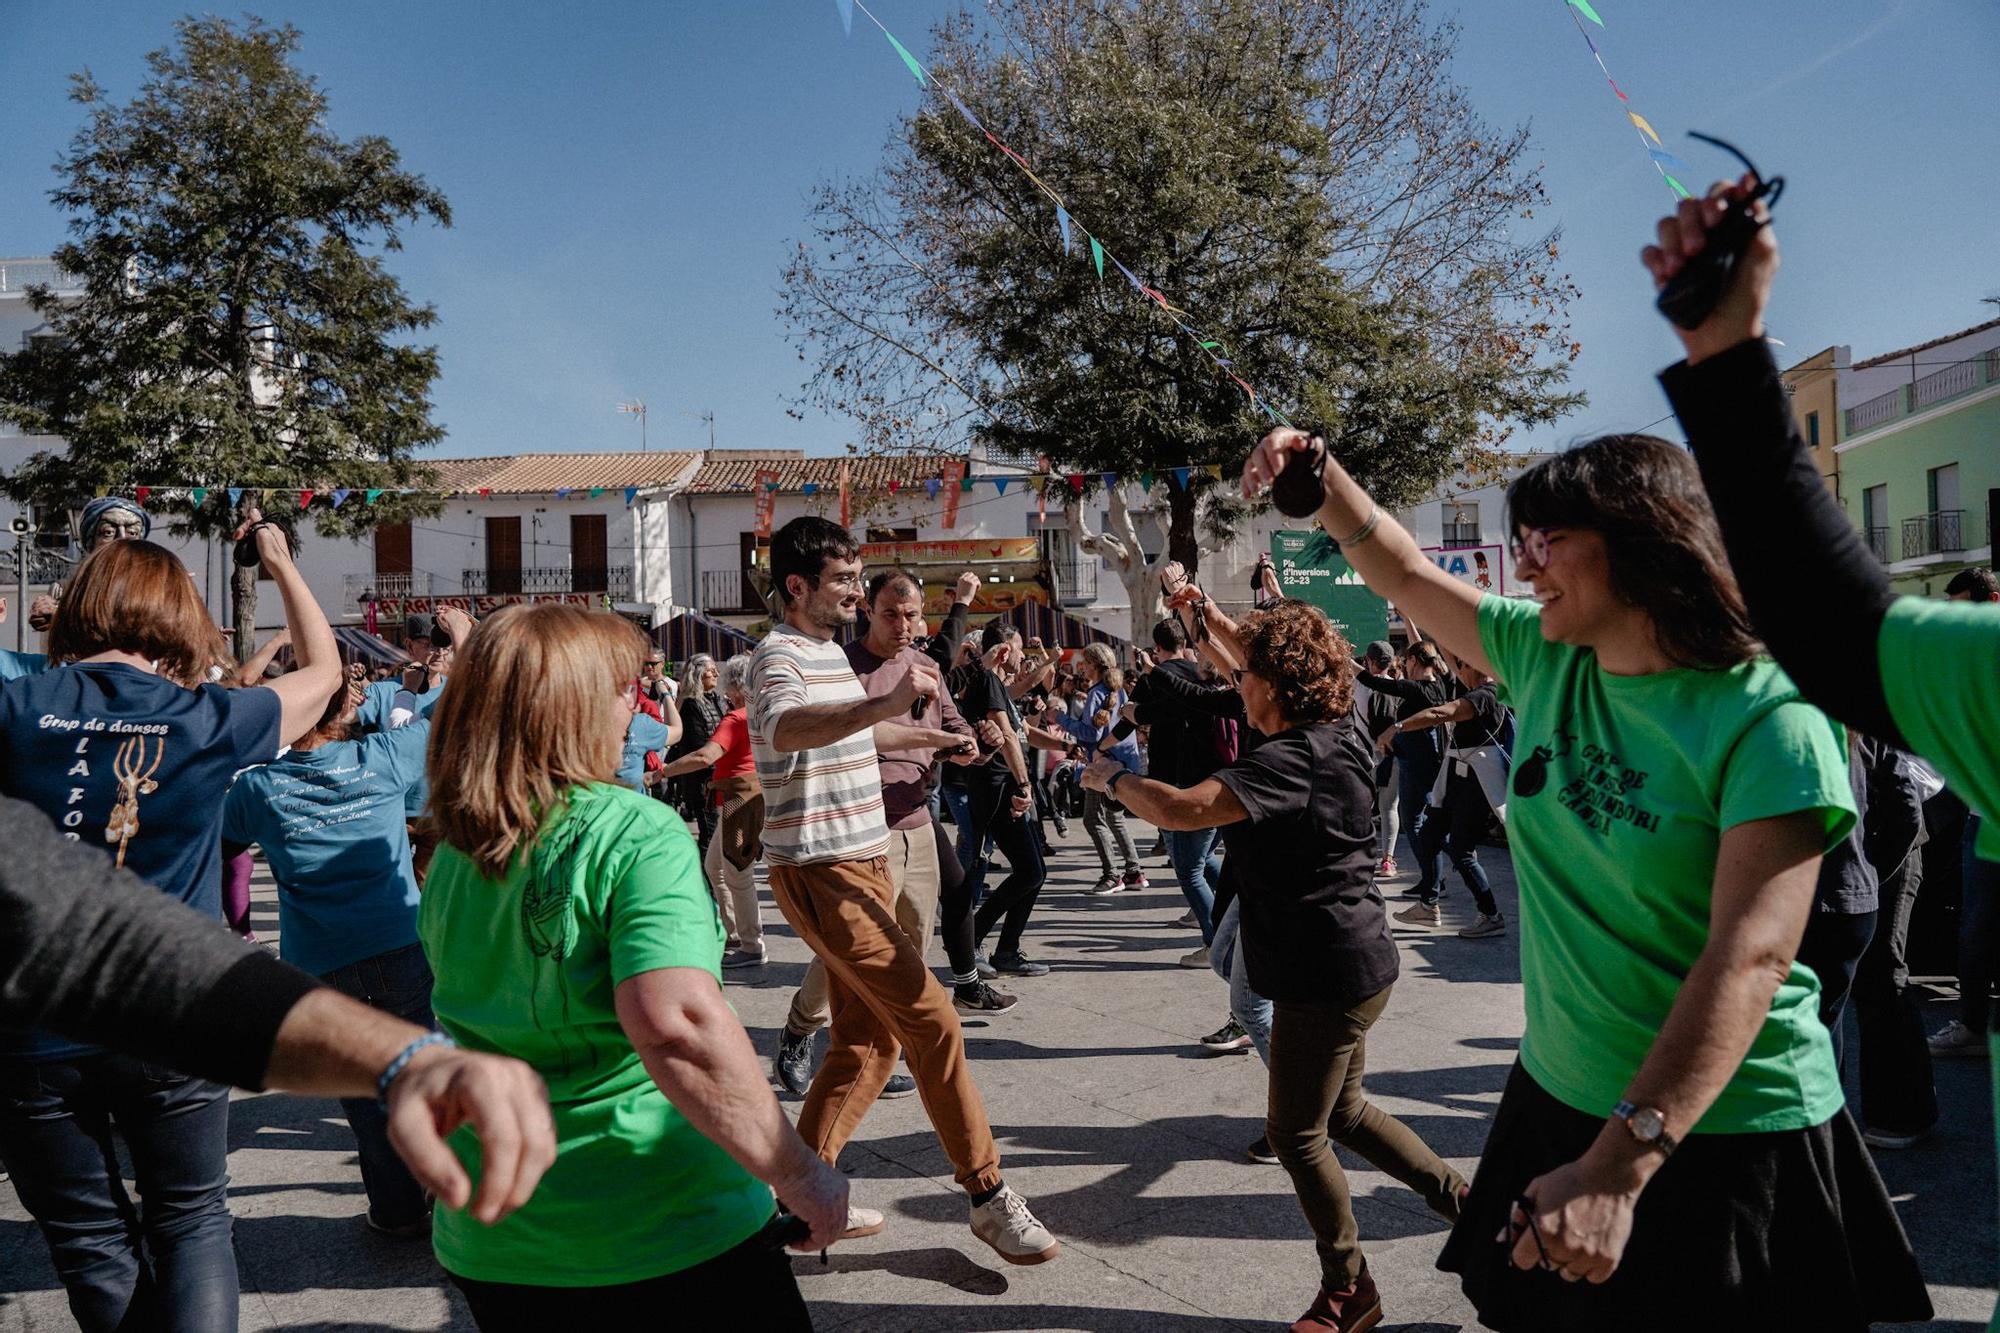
[1410, 767, 1498, 916]
[1210, 899, 1272, 1064]
[1392, 733, 1441, 862]
[319, 942, 437, 1229]
[1164, 827, 1222, 945]
[0, 1052, 238, 1332]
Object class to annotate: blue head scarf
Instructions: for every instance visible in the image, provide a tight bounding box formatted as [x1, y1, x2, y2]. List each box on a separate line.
[79, 496, 152, 544]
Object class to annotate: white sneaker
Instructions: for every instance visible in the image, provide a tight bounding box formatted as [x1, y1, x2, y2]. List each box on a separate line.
[1458, 912, 1506, 939]
[840, 1205, 885, 1239]
[1178, 947, 1211, 969]
[970, 1185, 1060, 1265]
[1928, 1019, 1988, 1058]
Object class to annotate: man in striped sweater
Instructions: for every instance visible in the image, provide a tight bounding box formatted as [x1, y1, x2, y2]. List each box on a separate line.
[748, 517, 1060, 1266]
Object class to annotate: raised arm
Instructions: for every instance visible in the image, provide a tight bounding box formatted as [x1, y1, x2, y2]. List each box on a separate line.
[1648, 179, 1900, 741]
[1081, 763, 1249, 833]
[242, 518, 342, 743]
[234, 628, 290, 687]
[1241, 444, 1491, 676]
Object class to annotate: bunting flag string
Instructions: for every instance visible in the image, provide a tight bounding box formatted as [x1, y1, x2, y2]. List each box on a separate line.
[835, 0, 1295, 430]
[1561, 0, 1690, 199]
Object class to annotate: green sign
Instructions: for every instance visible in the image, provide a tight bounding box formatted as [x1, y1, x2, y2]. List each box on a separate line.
[1269, 530, 1389, 646]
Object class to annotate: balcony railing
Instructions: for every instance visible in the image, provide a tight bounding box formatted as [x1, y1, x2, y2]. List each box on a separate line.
[463, 566, 632, 598]
[1901, 511, 1966, 560]
[1440, 523, 1481, 549]
[342, 571, 434, 610]
[0, 259, 84, 294]
[1865, 527, 1891, 564]
[1845, 348, 2000, 437]
[0, 547, 77, 585]
[700, 568, 767, 614]
[1046, 555, 1100, 606]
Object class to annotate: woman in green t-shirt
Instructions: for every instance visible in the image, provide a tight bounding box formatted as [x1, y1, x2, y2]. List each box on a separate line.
[1239, 423, 1931, 1325]
[416, 603, 847, 1327]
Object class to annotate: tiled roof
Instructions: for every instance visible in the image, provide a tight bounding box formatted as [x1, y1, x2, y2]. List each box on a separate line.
[1853, 316, 2000, 369]
[684, 451, 999, 494]
[428, 452, 702, 494]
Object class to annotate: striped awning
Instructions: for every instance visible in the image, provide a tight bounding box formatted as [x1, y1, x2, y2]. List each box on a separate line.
[655, 611, 760, 663]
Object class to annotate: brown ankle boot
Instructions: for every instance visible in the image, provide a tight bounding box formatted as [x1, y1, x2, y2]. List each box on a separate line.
[1289, 1265, 1382, 1332]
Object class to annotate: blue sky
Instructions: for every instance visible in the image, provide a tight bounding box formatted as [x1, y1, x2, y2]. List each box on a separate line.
[1, 1, 1994, 463]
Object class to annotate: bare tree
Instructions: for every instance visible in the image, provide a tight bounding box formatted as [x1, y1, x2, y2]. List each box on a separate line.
[781, 0, 1582, 575]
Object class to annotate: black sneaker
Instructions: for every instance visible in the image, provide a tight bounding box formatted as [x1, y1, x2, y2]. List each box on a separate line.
[880, 1073, 918, 1099]
[1245, 1136, 1279, 1165]
[990, 950, 1050, 977]
[954, 981, 1021, 1015]
[1200, 1019, 1253, 1052]
[773, 1028, 819, 1095]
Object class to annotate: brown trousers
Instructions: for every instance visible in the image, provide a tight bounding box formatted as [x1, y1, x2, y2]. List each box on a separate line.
[1268, 986, 1466, 1289]
[767, 856, 1002, 1196]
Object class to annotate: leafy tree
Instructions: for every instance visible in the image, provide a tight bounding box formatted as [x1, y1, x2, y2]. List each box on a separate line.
[781, 0, 1583, 577]
[0, 15, 449, 654]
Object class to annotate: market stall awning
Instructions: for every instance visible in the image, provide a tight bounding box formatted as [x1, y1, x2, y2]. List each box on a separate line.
[655, 611, 759, 663]
[998, 602, 1128, 652]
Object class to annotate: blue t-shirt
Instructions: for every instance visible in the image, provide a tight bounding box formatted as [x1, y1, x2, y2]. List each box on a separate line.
[0, 662, 283, 1062]
[0, 650, 48, 682]
[223, 723, 430, 976]
[617, 712, 672, 793]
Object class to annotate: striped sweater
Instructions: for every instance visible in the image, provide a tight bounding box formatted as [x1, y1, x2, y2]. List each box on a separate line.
[748, 624, 890, 866]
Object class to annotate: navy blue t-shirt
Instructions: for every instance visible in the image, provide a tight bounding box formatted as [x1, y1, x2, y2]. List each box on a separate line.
[0, 662, 283, 1061]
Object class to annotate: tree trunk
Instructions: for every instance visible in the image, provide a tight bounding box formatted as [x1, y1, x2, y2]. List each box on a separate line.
[231, 557, 259, 664]
[1166, 485, 1200, 579]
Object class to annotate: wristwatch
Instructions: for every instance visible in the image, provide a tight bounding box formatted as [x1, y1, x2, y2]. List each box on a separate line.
[1611, 1100, 1678, 1157]
[1106, 769, 1128, 795]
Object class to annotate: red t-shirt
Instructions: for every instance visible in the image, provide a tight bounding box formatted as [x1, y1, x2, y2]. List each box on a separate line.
[709, 707, 756, 804]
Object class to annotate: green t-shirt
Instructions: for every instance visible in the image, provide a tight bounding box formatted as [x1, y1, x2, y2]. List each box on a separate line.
[1878, 596, 2000, 861]
[1875, 595, 2000, 1331]
[417, 783, 772, 1286]
[1478, 595, 1855, 1134]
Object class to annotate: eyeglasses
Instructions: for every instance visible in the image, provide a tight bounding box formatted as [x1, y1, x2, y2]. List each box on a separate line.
[812, 570, 865, 592]
[1507, 528, 1564, 568]
[1230, 669, 1247, 686]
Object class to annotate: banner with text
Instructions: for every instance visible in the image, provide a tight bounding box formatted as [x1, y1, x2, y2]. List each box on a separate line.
[1269, 530, 1390, 647]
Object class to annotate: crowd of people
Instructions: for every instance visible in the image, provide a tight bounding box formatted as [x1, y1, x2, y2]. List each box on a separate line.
[0, 181, 1990, 1333]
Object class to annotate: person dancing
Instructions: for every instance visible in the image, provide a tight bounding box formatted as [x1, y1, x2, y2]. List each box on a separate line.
[1241, 380, 1927, 1327]
[1084, 600, 1465, 1332]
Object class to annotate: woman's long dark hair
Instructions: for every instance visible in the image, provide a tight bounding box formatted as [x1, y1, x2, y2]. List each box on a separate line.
[1507, 436, 1760, 670]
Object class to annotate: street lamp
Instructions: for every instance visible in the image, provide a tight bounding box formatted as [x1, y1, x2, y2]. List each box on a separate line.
[616, 399, 648, 451]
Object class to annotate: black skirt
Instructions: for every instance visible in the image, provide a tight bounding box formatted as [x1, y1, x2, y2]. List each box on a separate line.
[1437, 1063, 1932, 1332]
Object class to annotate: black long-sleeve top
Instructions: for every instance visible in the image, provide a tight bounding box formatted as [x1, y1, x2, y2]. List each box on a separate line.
[1662, 340, 1901, 741]
[0, 796, 318, 1090]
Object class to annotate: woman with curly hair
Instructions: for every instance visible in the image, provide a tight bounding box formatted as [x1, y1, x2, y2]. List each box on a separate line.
[1083, 598, 1465, 1333]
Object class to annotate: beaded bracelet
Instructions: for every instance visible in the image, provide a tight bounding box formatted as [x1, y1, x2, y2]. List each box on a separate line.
[376, 1031, 455, 1109]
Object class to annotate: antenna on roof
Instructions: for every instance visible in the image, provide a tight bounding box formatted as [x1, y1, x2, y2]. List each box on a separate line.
[615, 400, 648, 451]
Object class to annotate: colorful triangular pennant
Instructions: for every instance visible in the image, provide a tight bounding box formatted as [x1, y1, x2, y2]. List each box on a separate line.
[1567, 0, 1604, 25]
[1056, 205, 1071, 253]
[834, 0, 853, 35]
[884, 31, 926, 85]
[366, 489, 383, 505]
[1089, 236, 1104, 279]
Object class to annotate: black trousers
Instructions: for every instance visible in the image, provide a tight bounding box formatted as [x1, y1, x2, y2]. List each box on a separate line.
[930, 815, 979, 980]
[1851, 845, 1938, 1135]
[451, 1230, 809, 1330]
[967, 774, 1047, 956]
[1796, 909, 1876, 1075]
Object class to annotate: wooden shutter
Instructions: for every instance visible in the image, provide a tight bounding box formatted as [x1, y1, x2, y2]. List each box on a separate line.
[571, 514, 608, 592]
[485, 516, 522, 595]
